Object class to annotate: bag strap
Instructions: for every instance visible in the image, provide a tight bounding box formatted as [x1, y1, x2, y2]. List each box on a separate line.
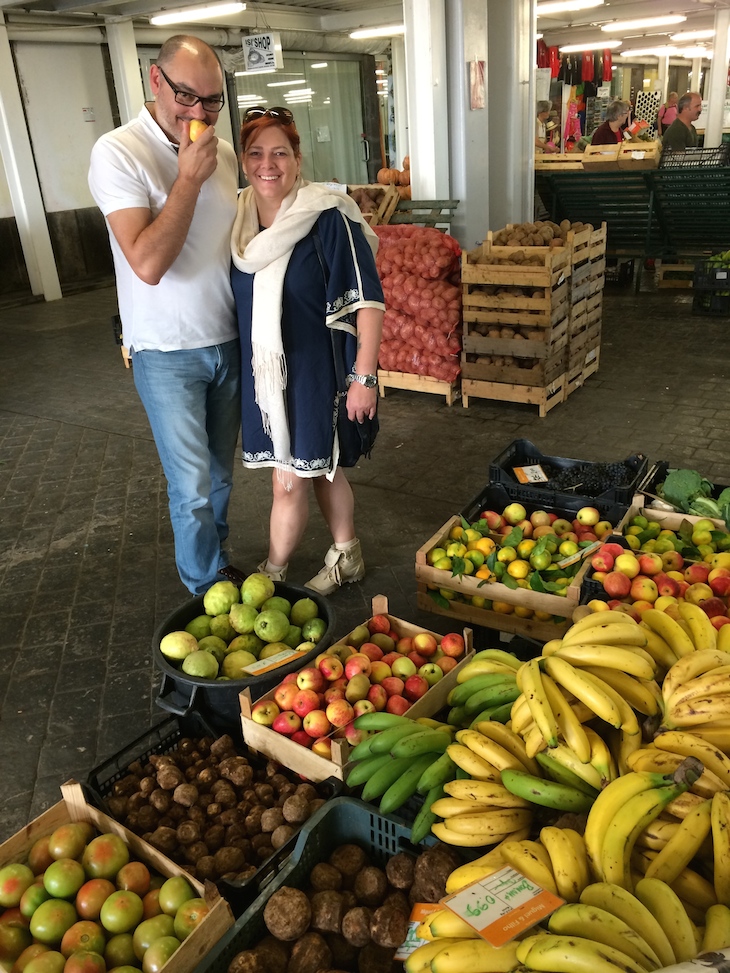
[312, 227, 349, 395]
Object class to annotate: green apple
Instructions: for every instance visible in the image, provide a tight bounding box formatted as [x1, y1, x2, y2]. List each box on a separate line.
[184, 615, 211, 640]
[262, 595, 291, 616]
[290, 597, 319, 627]
[182, 650, 219, 679]
[301, 617, 327, 643]
[254, 608, 291, 643]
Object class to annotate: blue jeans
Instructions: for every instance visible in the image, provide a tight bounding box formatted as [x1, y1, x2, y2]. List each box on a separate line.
[132, 340, 241, 595]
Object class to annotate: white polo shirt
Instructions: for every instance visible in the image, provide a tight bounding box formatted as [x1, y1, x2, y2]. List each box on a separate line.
[89, 105, 239, 352]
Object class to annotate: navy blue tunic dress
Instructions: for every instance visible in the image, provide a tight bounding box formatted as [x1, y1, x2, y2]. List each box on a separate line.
[231, 208, 384, 476]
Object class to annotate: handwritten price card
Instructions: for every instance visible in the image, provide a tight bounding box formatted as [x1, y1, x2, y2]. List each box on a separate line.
[441, 867, 564, 946]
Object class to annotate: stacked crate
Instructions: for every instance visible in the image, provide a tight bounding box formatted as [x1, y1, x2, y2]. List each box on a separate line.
[460, 240, 571, 417]
[565, 223, 606, 396]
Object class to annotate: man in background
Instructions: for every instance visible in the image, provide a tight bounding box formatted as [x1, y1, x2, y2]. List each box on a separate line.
[536, 101, 559, 153]
[662, 92, 702, 151]
[89, 35, 241, 596]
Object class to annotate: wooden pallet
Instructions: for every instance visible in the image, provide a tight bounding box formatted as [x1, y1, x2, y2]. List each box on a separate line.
[461, 373, 566, 417]
[377, 369, 460, 406]
[656, 263, 695, 289]
[388, 199, 460, 228]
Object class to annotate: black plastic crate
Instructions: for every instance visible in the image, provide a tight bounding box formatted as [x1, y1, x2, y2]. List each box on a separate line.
[693, 260, 730, 291]
[637, 461, 729, 506]
[659, 145, 730, 169]
[190, 798, 419, 973]
[486, 439, 647, 506]
[692, 290, 730, 316]
[85, 712, 342, 917]
[459, 481, 628, 534]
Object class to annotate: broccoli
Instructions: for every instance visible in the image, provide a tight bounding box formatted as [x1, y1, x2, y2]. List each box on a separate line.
[659, 469, 714, 513]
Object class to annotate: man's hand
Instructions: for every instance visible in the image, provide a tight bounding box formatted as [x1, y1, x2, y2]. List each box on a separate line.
[546, 143, 559, 153]
[346, 382, 377, 422]
[178, 121, 219, 186]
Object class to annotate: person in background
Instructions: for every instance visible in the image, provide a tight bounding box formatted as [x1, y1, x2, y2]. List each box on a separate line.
[656, 91, 679, 136]
[662, 92, 702, 151]
[88, 35, 241, 596]
[590, 100, 631, 145]
[230, 107, 385, 596]
[536, 101, 559, 153]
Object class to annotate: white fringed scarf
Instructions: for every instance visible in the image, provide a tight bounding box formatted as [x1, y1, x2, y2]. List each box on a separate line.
[230, 178, 378, 483]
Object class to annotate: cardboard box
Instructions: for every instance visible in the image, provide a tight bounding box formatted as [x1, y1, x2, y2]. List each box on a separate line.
[239, 595, 474, 783]
[0, 781, 233, 973]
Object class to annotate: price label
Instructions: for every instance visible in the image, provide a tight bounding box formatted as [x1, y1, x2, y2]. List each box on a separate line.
[513, 464, 548, 484]
[441, 866, 563, 946]
[394, 903, 441, 961]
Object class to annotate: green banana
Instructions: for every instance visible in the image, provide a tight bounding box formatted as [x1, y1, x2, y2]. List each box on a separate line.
[448, 673, 518, 707]
[470, 702, 514, 726]
[470, 648, 522, 668]
[353, 712, 413, 731]
[346, 752, 393, 788]
[501, 767, 595, 813]
[447, 705, 469, 726]
[417, 751, 457, 794]
[348, 735, 380, 762]
[536, 752, 601, 798]
[391, 729, 452, 759]
[463, 682, 520, 716]
[411, 783, 444, 843]
[379, 754, 437, 815]
[361, 755, 413, 802]
[456, 766, 471, 779]
[369, 723, 424, 755]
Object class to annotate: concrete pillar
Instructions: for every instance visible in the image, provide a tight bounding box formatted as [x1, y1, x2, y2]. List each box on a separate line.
[391, 36, 409, 168]
[444, 0, 489, 248]
[403, 0, 449, 198]
[705, 9, 730, 148]
[658, 56, 669, 104]
[106, 19, 146, 124]
[690, 57, 703, 93]
[485, 0, 535, 229]
[0, 16, 62, 300]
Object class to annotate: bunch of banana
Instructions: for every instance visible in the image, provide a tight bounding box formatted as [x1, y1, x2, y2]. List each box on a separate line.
[630, 847, 716, 924]
[444, 833, 529, 894]
[539, 826, 591, 902]
[405, 930, 520, 973]
[659, 644, 730, 735]
[582, 759, 702, 888]
[446, 649, 521, 726]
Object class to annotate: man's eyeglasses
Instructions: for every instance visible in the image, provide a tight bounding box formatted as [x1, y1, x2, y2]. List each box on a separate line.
[157, 65, 225, 112]
[242, 106, 295, 125]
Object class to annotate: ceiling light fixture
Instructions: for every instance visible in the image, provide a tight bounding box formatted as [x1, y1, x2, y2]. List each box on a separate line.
[349, 24, 405, 39]
[670, 29, 714, 42]
[150, 0, 244, 25]
[559, 38, 621, 52]
[267, 79, 307, 87]
[537, 0, 603, 14]
[536, 33, 543, 40]
[618, 45, 678, 57]
[677, 47, 712, 59]
[601, 15, 685, 33]
[235, 68, 276, 76]
[311, 62, 328, 68]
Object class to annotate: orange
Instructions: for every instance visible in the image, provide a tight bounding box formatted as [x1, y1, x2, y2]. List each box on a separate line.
[517, 539, 536, 560]
[507, 560, 530, 580]
[492, 601, 514, 614]
[469, 536, 496, 556]
[514, 605, 534, 618]
[449, 525, 465, 541]
[475, 566, 492, 580]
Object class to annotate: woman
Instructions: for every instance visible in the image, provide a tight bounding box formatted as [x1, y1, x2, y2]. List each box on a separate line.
[590, 100, 631, 145]
[657, 92, 678, 136]
[230, 106, 385, 596]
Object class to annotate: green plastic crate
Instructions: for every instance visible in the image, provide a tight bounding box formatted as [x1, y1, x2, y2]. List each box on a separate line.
[191, 796, 417, 973]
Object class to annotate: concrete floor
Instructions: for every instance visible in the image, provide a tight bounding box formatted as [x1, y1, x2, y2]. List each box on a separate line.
[1, 280, 729, 842]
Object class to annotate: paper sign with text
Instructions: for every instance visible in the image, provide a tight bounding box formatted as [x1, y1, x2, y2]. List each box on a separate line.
[394, 903, 442, 961]
[441, 866, 564, 946]
[513, 464, 548, 484]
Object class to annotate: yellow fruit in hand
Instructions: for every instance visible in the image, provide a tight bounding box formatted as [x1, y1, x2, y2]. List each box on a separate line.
[189, 120, 208, 141]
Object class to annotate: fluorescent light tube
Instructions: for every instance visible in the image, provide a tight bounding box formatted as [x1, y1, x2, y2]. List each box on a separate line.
[150, 0, 244, 24]
[601, 16, 686, 32]
[537, 0, 603, 14]
[350, 24, 405, 39]
[559, 39, 621, 52]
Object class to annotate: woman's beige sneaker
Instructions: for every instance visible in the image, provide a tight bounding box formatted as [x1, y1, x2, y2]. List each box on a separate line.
[256, 559, 288, 582]
[305, 540, 365, 595]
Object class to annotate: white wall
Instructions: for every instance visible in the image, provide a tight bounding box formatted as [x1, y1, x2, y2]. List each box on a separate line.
[0, 151, 12, 219]
[14, 42, 115, 212]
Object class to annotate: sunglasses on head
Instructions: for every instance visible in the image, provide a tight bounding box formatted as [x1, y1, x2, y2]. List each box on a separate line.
[242, 105, 295, 124]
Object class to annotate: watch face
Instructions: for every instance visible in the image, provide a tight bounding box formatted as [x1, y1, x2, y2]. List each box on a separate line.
[363, 375, 377, 388]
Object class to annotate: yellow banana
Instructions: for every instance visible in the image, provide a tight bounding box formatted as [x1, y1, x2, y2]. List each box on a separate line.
[584, 726, 619, 784]
[517, 933, 646, 973]
[428, 909, 480, 939]
[579, 669, 641, 734]
[523, 722, 548, 759]
[444, 829, 531, 893]
[662, 649, 730, 703]
[442, 807, 532, 837]
[520, 658, 558, 748]
[580, 882, 676, 969]
[564, 611, 640, 641]
[430, 938, 520, 973]
[405, 938, 462, 973]
[455, 729, 529, 774]
[472, 719, 540, 776]
[445, 744, 500, 782]
[688, 723, 730, 750]
[509, 692, 531, 732]
[670, 864, 717, 912]
[664, 694, 730, 729]
[499, 839, 558, 895]
[456, 660, 518, 682]
[719, 623, 730, 653]
[552, 643, 654, 680]
[562, 622, 645, 648]
[443, 778, 531, 808]
[679, 601, 718, 652]
[543, 656, 622, 729]
[635, 815, 680, 851]
[627, 748, 727, 798]
[702, 904, 730, 952]
[635, 877, 698, 963]
[470, 648, 522, 670]
[540, 673, 592, 762]
[642, 609, 696, 659]
[639, 623, 680, 671]
[431, 797, 496, 818]
[653, 729, 730, 787]
[712, 790, 730, 906]
[665, 666, 730, 710]
[581, 666, 661, 717]
[644, 798, 712, 884]
[665, 790, 707, 820]
[547, 902, 662, 971]
[540, 826, 590, 903]
[432, 822, 515, 848]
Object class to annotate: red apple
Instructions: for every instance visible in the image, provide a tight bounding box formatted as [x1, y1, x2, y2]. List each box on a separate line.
[591, 550, 614, 572]
[439, 633, 465, 658]
[404, 674, 430, 701]
[318, 656, 344, 681]
[353, 699, 376, 718]
[381, 676, 405, 698]
[655, 573, 680, 598]
[711, 616, 730, 630]
[503, 502, 527, 525]
[685, 582, 714, 605]
[290, 730, 313, 747]
[630, 576, 658, 604]
[637, 553, 663, 577]
[303, 709, 332, 738]
[684, 563, 711, 585]
[661, 551, 684, 571]
[392, 657, 417, 679]
[407, 650, 427, 669]
[710, 575, 730, 598]
[368, 614, 391, 635]
[381, 652, 400, 669]
[388, 629, 400, 642]
[251, 700, 280, 726]
[386, 695, 411, 716]
[413, 632, 438, 657]
[530, 510, 551, 528]
[600, 542, 626, 560]
[699, 597, 728, 619]
[359, 643, 384, 662]
[516, 519, 534, 538]
[344, 654, 371, 680]
[274, 682, 299, 711]
[311, 737, 332, 758]
[344, 722, 370, 747]
[552, 518, 572, 536]
[272, 711, 301, 735]
[292, 689, 320, 718]
[480, 510, 503, 530]
[612, 603, 640, 622]
[323, 685, 346, 704]
[367, 684, 388, 710]
[435, 656, 458, 674]
[296, 667, 325, 693]
[396, 637, 414, 655]
[603, 571, 632, 599]
[369, 660, 392, 684]
[325, 699, 355, 728]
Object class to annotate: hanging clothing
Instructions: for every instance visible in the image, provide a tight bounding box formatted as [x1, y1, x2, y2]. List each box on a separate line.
[549, 46, 560, 78]
[582, 53, 594, 82]
[603, 50, 613, 82]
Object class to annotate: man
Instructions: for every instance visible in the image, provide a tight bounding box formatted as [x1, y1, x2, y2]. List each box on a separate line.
[89, 36, 241, 595]
[536, 101, 558, 154]
[661, 92, 702, 151]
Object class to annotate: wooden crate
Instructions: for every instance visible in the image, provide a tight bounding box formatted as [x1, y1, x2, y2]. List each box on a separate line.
[416, 583, 571, 639]
[585, 291, 603, 327]
[377, 369, 460, 406]
[569, 297, 587, 333]
[534, 153, 584, 172]
[239, 595, 474, 783]
[0, 781, 233, 973]
[347, 183, 399, 225]
[461, 349, 566, 387]
[656, 262, 694, 289]
[617, 141, 661, 170]
[462, 316, 568, 361]
[582, 143, 620, 171]
[566, 346, 601, 397]
[461, 372, 566, 416]
[621, 501, 726, 533]
[388, 199, 459, 229]
[415, 515, 590, 618]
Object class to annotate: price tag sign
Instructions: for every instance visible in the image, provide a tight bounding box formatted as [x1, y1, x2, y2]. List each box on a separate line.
[441, 866, 564, 946]
[513, 464, 548, 484]
[394, 903, 441, 961]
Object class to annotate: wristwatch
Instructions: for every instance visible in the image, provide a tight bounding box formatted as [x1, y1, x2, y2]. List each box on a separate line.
[347, 371, 378, 389]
